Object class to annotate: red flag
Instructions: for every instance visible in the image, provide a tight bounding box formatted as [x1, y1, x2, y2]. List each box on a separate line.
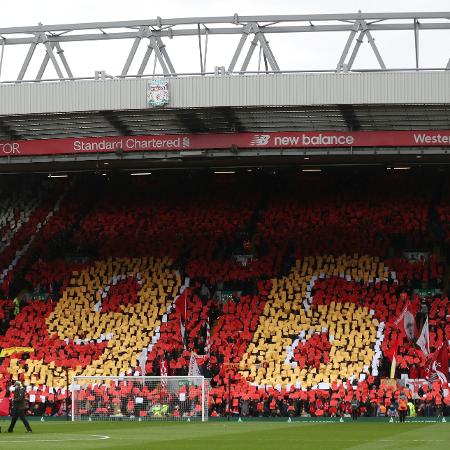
[394, 301, 417, 341]
[425, 345, 449, 383]
[0, 397, 10, 416]
[176, 289, 188, 322]
[385, 336, 401, 362]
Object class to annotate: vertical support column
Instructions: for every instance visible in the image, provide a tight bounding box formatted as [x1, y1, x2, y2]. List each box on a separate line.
[197, 24, 204, 73]
[414, 19, 420, 69]
[0, 37, 5, 79]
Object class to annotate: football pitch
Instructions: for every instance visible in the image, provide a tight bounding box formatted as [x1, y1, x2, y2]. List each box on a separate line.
[0, 420, 448, 450]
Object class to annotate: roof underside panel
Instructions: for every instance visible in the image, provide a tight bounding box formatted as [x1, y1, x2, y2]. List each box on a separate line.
[1, 105, 450, 140]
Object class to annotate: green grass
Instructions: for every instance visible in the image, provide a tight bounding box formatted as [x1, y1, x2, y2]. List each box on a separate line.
[0, 419, 448, 450]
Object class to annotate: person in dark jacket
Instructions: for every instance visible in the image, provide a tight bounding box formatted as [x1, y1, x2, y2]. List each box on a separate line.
[8, 381, 32, 433]
[351, 396, 360, 421]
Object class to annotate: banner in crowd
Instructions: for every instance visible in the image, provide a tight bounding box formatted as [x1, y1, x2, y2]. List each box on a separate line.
[188, 352, 201, 377]
[394, 302, 417, 341]
[1, 130, 450, 157]
[416, 318, 430, 357]
[0, 347, 34, 357]
[425, 344, 449, 383]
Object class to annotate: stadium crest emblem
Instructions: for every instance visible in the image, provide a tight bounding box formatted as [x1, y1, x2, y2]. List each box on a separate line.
[147, 79, 169, 107]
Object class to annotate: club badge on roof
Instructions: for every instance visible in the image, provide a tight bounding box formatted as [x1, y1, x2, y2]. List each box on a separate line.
[147, 79, 169, 107]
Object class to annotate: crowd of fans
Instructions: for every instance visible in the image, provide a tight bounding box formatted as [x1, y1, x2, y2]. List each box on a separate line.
[0, 171, 448, 419]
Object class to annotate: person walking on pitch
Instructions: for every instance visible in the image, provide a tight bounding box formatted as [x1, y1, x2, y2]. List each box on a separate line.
[7, 381, 32, 433]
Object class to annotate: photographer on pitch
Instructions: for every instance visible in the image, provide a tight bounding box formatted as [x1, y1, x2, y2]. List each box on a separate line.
[7, 381, 32, 433]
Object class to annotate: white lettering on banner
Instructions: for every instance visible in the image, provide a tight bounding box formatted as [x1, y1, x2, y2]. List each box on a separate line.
[273, 134, 355, 147]
[74, 140, 123, 152]
[413, 134, 450, 144]
[274, 136, 301, 146]
[301, 135, 355, 146]
[125, 137, 183, 150]
[0, 143, 20, 154]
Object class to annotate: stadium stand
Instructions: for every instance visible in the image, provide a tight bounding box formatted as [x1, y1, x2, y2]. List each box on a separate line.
[0, 170, 448, 419]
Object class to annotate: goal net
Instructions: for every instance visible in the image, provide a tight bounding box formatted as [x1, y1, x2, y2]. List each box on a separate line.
[71, 376, 210, 422]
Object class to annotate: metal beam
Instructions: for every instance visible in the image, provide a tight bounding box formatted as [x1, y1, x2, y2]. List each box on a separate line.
[336, 24, 360, 71]
[337, 19, 386, 71]
[17, 38, 38, 81]
[365, 29, 386, 69]
[1, 12, 450, 35]
[121, 26, 145, 77]
[414, 19, 420, 70]
[137, 45, 153, 76]
[228, 28, 250, 73]
[347, 30, 365, 70]
[2, 22, 450, 47]
[256, 29, 280, 72]
[0, 12, 448, 80]
[231, 23, 280, 74]
[41, 34, 65, 79]
[55, 42, 73, 78]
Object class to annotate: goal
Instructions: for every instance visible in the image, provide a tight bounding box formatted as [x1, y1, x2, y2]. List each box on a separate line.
[71, 376, 210, 422]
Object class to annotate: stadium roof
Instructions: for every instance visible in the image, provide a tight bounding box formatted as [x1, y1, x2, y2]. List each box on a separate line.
[1, 104, 450, 141]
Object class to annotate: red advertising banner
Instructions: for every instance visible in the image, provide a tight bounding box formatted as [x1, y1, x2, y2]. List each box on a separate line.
[1, 130, 450, 157]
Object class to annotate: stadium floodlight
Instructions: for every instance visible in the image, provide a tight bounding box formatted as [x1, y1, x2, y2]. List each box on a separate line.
[130, 172, 152, 176]
[72, 376, 209, 422]
[48, 174, 68, 178]
[393, 167, 411, 170]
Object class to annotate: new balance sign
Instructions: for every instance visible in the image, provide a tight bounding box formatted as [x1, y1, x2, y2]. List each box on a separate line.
[1, 130, 450, 157]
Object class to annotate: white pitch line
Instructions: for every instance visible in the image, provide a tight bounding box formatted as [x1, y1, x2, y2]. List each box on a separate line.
[0, 434, 110, 443]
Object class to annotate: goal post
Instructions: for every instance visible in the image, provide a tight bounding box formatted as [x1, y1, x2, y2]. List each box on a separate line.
[71, 376, 210, 422]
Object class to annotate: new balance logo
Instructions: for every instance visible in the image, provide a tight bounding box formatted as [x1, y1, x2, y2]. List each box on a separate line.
[250, 134, 270, 146]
